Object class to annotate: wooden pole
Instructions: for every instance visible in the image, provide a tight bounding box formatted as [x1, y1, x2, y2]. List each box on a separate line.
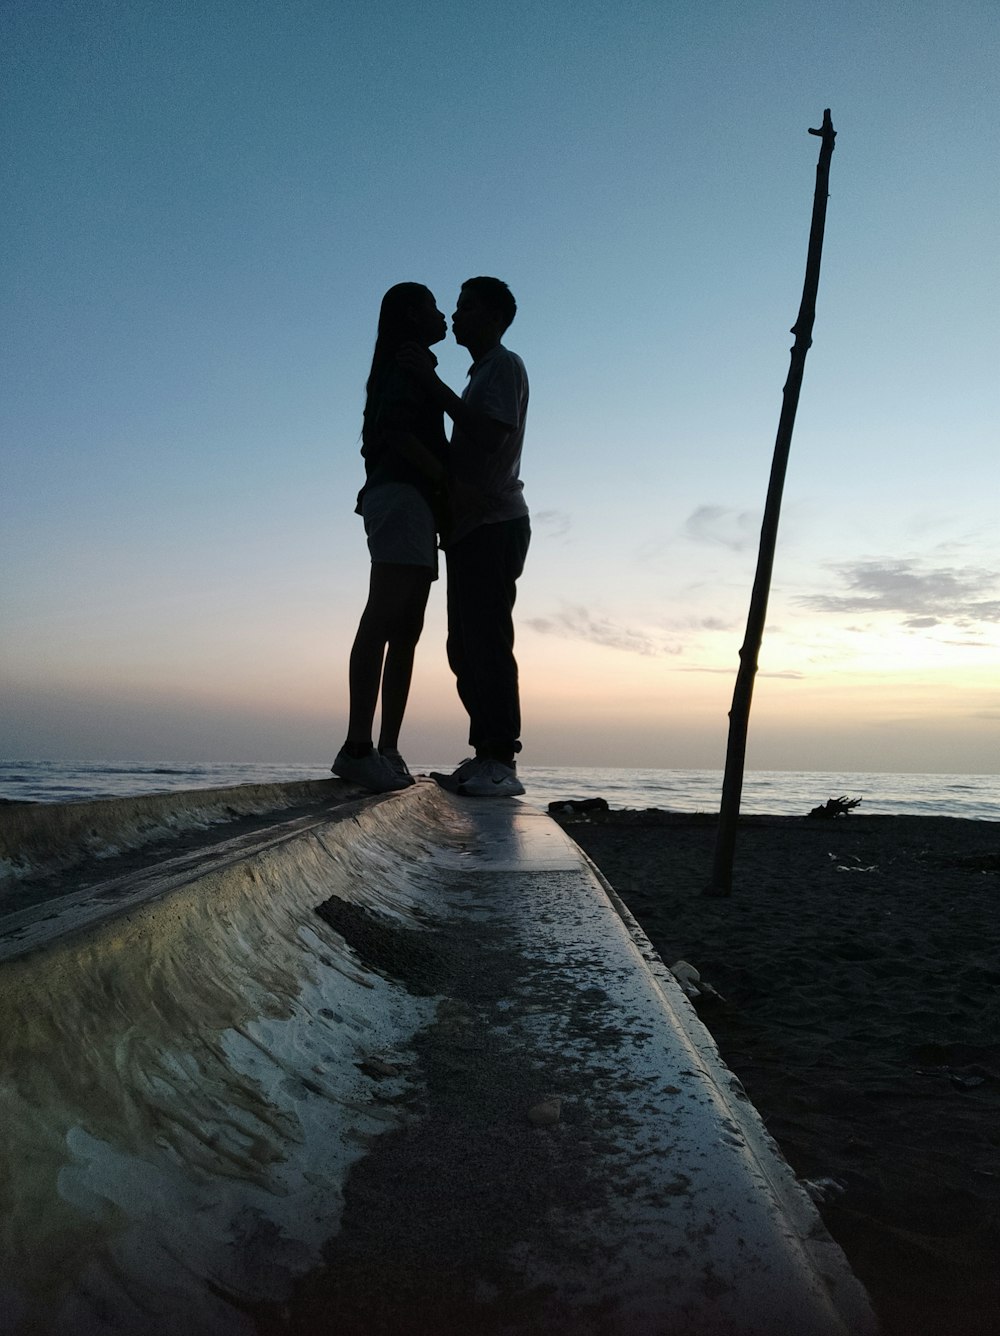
[706, 110, 837, 897]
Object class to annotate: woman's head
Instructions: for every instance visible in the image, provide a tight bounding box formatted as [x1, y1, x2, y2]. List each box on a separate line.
[376, 283, 447, 350]
[363, 284, 446, 449]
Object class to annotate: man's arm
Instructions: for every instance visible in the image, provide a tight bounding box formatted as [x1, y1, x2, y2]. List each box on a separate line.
[384, 427, 487, 536]
[381, 429, 447, 487]
[426, 378, 512, 454]
[398, 346, 511, 453]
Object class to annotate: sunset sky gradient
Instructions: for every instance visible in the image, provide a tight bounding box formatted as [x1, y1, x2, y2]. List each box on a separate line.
[3, 0, 998, 773]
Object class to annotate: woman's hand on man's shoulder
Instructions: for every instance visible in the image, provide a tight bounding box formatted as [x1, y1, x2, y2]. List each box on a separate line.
[397, 342, 438, 386]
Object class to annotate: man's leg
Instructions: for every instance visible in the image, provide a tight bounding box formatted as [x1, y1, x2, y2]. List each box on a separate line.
[445, 517, 530, 763]
[444, 548, 478, 748]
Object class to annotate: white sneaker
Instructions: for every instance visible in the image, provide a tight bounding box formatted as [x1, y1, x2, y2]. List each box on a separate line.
[331, 748, 410, 793]
[457, 758, 525, 798]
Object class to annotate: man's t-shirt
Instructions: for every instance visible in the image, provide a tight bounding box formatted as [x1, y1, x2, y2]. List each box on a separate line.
[449, 344, 529, 544]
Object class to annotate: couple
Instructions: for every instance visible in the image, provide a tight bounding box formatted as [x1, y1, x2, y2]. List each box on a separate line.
[332, 277, 530, 798]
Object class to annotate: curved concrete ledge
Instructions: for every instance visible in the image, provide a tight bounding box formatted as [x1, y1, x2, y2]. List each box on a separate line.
[0, 777, 359, 889]
[0, 782, 878, 1335]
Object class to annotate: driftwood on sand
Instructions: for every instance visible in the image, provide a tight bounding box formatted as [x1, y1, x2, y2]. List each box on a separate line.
[807, 795, 862, 819]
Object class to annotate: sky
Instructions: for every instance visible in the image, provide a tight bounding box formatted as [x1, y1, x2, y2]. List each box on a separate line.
[3, 0, 998, 775]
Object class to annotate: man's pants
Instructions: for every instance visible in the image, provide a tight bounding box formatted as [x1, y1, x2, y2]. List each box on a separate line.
[445, 516, 531, 762]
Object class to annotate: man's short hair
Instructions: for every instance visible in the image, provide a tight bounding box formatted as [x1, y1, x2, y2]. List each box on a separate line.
[461, 276, 517, 332]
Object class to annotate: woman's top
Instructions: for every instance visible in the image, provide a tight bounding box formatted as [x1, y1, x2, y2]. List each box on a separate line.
[356, 359, 448, 513]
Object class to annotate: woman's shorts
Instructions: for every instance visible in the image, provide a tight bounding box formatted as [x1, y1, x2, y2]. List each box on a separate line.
[362, 482, 439, 578]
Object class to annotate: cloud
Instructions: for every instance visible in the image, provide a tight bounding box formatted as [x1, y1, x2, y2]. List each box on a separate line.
[684, 505, 759, 552]
[661, 613, 738, 636]
[526, 605, 682, 657]
[798, 560, 1000, 628]
[680, 665, 805, 679]
[533, 509, 572, 539]
[938, 636, 997, 649]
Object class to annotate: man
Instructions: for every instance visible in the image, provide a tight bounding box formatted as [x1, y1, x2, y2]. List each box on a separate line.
[406, 277, 530, 797]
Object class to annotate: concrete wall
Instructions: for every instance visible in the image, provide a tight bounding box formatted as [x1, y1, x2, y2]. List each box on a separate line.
[1, 785, 460, 1335]
[0, 783, 878, 1335]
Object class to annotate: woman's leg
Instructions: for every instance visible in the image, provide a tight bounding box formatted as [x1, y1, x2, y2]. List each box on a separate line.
[377, 566, 433, 751]
[345, 563, 432, 752]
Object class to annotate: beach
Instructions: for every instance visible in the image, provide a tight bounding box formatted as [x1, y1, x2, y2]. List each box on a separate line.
[552, 808, 1000, 1336]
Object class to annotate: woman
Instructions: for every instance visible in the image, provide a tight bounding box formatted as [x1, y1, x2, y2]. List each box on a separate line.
[331, 283, 449, 792]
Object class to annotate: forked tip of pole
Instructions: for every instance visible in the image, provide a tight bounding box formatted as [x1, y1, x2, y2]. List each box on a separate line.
[808, 108, 835, 140]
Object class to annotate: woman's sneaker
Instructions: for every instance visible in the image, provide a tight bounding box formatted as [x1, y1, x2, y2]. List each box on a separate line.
[379, 747, 415, 785]
[331, 748, 410, 793]
[456, 758, 525, 798]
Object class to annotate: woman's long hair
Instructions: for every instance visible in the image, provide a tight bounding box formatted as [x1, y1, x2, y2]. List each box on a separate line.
[362, 283, 432, 454]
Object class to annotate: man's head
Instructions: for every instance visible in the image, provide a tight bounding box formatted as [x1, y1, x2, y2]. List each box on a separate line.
[452, 277, 517, 355]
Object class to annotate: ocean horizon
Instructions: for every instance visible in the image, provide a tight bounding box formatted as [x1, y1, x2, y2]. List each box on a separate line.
[1, 758, 998, 822]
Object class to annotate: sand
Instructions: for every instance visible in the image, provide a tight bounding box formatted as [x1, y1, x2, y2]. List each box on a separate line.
[553, 808, 1000, 1336]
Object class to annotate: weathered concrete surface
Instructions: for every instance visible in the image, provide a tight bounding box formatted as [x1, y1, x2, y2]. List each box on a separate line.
[0, 777, 363, 903]
[0, 782, 878, 1335]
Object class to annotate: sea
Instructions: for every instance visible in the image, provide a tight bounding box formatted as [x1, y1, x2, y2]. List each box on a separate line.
[1, 759, 998, 822]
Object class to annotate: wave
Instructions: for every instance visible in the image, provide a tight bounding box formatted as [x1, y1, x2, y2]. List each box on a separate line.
[2, 761, 998, 821]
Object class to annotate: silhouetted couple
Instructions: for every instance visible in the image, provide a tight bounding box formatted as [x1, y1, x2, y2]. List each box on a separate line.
[332, 277, 530, 797]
